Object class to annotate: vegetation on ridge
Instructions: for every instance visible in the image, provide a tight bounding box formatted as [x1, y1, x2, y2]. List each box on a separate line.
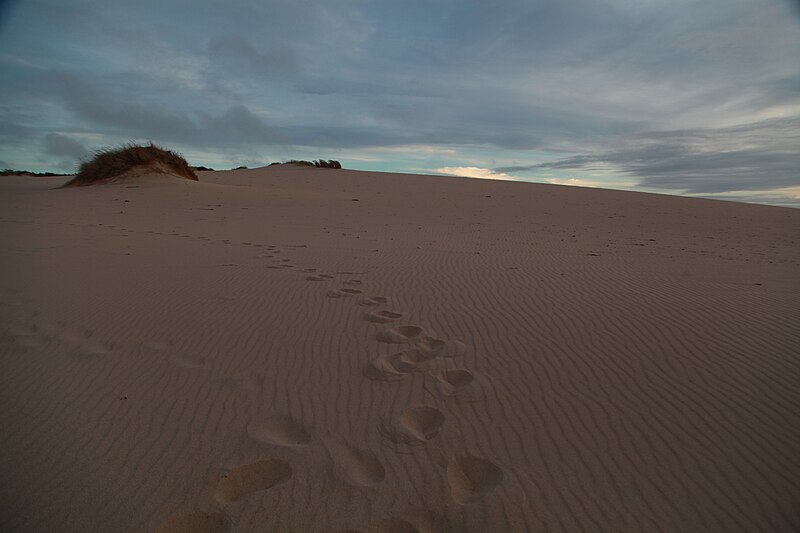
[269, 159, 342, 169]
[61, 143, 198, 187]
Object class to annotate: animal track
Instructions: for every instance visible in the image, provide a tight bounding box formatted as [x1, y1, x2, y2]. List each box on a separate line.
[215, 459, 292, 503]
[154, 511, 230, 533]
[400, 406, 445, 441]
[376, 325, 423, 344]
[446, 456, 503, 504]
[247, 415, 311, 447]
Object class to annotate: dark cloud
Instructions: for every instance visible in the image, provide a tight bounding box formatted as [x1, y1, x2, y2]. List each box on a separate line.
[497, 118, 800, 194]
[43, 133, 89, 159]
[0, 120, 33, 143]
[208, 36, 297, 75]
[50, 71, 283, 147]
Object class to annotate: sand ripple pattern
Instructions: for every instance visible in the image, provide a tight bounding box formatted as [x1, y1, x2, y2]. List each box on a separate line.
[1, 169, 798, 532]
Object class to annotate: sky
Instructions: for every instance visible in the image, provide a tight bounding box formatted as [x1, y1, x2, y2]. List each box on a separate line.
[0, 0, 798, 206]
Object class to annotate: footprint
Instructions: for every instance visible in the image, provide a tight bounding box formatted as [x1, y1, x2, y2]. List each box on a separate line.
[376, 326, 423, 344]
[399, 337, 446, 364]
[215, 459, 292, 503]
[247, 415, 311, 447]
[330, 443, 385, 487]
[363, 353, 416, 382]
[328, 288, 363, 298]
[344, 279, 363, 286]
[306, 276, 329, 281]
[360, 296, 388, 307]
[446, 456, 503, 504]
[439, 339, 468, 359]
[154, 511, 230, 533]
[364, 310, 403, 324]
[436, 369, 474, 395]
[400, 406, 445, 441]
[326, 290, 349, 298]
[417, 336, 445, 355]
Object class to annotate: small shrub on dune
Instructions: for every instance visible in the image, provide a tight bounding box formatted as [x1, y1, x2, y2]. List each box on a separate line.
[61, 143, 198, 187]
[273, 159, 342, 169]
[314, 159, 342, 169]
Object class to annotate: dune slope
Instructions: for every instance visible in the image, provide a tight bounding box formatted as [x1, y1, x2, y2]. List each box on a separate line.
[1, 167, 798, 532]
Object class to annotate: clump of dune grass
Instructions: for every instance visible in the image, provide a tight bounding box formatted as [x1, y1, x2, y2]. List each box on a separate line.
[61, 143, 198, 187]
[270, 159, 342, 169]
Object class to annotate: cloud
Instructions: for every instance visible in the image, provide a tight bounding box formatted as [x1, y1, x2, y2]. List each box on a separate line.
[208, 36, 297, 76]
[543, 177, 605, 188]
[50, 71, 284, 147]
[496, 118, 800, 194]
[0, 0, 798, 205]
[43, 133, 89, 160]
[0, 120, 32, 143]
[434, 166, 516, 181]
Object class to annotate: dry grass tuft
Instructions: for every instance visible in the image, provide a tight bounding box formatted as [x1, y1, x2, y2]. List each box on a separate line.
[61, 143, 198, 187]
[270, 159, 342, 169]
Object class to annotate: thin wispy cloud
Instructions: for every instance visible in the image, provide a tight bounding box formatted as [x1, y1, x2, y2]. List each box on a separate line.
[435, 167, 515, 181]
[495, 118, 800, 194]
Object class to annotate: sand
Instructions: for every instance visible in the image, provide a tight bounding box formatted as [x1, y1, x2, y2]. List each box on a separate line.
[0, 165, 798, 532]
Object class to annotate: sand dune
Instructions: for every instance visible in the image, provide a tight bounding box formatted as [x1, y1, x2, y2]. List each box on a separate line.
[0, 166, 798, 532]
